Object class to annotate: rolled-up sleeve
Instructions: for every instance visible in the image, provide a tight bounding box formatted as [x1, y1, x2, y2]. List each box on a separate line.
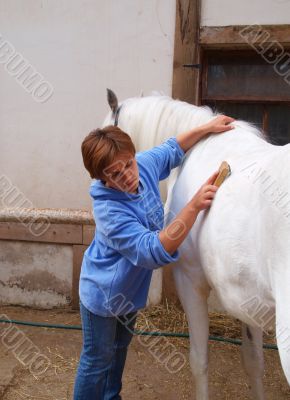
[146, 137, 185, 180]
[98, 203, 179, 270]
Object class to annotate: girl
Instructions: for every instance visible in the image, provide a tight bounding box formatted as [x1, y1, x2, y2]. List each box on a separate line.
[73, 115, 234, 399]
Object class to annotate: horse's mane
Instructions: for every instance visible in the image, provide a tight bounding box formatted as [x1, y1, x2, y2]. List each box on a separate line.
[119, 94, 266, 150]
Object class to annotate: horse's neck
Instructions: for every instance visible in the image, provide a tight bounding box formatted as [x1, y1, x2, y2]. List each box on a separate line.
[120, 97, 213, 151]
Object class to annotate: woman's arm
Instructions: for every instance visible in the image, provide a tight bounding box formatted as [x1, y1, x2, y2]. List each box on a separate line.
[159, 171, 219, 254]
[176, 115, 235, 153]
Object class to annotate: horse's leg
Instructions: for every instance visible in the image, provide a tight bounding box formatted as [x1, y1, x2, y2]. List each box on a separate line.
[174, 267, 210, 400]
[275, 296, 290, 384]
[241, 323, 265, 399]
[187, 296, 210, 400]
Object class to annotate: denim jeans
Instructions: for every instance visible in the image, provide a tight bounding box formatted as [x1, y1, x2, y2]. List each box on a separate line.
[73, 302, 137, 400]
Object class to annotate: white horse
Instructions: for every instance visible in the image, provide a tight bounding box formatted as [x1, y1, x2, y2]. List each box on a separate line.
[103, 90, 290, 399]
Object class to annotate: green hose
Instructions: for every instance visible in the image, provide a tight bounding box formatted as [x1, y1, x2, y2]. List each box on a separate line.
[0, 318, 278, 350]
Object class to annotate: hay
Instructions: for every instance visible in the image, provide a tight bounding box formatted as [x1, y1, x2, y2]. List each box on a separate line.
[136, 299, 242, 338]
[136, 299, 277, 345]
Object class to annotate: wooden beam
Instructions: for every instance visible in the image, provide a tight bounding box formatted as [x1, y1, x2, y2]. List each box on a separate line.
[200, 25, 290, 48]
[72, 244, 88, 309]
[172, 0, 201, 105]
[83, 224, 95, 245]
[0, 221, 83, 244]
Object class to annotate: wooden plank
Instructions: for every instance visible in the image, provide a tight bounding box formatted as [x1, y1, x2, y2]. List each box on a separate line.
[172, 0, 201, 105]
[83, 224, 95, 245]
[200, 25, 290, 48]
[203, 96, 290, 103]
[0, 221, 83, 244]
[72, 244, 88, 309]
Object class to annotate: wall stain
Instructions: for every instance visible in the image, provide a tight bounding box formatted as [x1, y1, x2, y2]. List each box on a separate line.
[6, 270, 70, 296]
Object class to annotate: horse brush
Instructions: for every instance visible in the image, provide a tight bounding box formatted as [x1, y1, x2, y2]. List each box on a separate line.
[214, 161, 231, 187]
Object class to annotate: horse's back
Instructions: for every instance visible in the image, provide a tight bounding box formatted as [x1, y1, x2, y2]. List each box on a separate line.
[168, 126, 279, 320]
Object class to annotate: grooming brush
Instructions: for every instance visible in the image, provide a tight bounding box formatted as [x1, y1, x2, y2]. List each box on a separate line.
[214, 161, 231, 187]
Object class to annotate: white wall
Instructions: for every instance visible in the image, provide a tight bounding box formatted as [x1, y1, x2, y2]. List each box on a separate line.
[1, 0, 289, 210]
[0, 0, 176, 209]
[201, 0, 290, 26]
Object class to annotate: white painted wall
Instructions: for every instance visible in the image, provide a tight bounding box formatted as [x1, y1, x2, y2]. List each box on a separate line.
[201, 0, 290, 26]
[0, 0, 176, 209]
[1, 0, 289, 210]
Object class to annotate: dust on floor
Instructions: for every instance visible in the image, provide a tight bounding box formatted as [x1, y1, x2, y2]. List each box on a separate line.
[0, 302, 289, 399]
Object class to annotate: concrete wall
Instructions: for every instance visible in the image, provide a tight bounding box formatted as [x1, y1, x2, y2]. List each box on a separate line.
[0, 240, 73, 308]
[201, 0, 290, 26]
[0, 0, 176, 210]
[0, 236, 162, 309]
[0, 209, 162, 309]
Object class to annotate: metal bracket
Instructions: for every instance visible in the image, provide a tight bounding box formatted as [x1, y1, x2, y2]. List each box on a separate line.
[183, 64, 201, 69]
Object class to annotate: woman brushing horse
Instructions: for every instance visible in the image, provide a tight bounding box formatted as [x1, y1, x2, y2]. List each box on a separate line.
[73, 91, 233, 399]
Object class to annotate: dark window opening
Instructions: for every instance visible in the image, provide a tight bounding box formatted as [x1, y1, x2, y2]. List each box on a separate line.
[201, 50, 290, 146]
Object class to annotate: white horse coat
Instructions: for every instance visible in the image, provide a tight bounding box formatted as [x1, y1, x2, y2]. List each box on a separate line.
[103, 93, 290, 399]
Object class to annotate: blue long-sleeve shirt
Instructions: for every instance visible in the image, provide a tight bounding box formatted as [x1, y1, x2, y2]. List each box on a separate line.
[79, 137, 185, 316]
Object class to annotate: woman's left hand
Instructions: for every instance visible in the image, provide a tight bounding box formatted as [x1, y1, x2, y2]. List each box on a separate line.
[205, 115, 235, 134]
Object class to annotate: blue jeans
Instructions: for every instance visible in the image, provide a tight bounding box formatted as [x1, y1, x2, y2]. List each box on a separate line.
[73, 302, 137, 400]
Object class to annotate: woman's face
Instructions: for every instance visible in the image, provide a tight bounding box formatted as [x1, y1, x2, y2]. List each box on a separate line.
[102, 152, 139, 194]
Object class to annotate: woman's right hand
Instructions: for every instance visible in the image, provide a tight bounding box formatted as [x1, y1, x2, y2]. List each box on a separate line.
[160, 171, 220, 254]
[190, 171, 219, 212]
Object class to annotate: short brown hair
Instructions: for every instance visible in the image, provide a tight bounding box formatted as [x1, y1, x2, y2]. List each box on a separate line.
[81, 125, 136, 179]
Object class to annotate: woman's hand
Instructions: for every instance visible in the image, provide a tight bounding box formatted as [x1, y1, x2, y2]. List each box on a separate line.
[204, 115, 235, 135]
[176, 115, 235, 153]
[159, 171, 220, 255]
[190, 171, 219, 212]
